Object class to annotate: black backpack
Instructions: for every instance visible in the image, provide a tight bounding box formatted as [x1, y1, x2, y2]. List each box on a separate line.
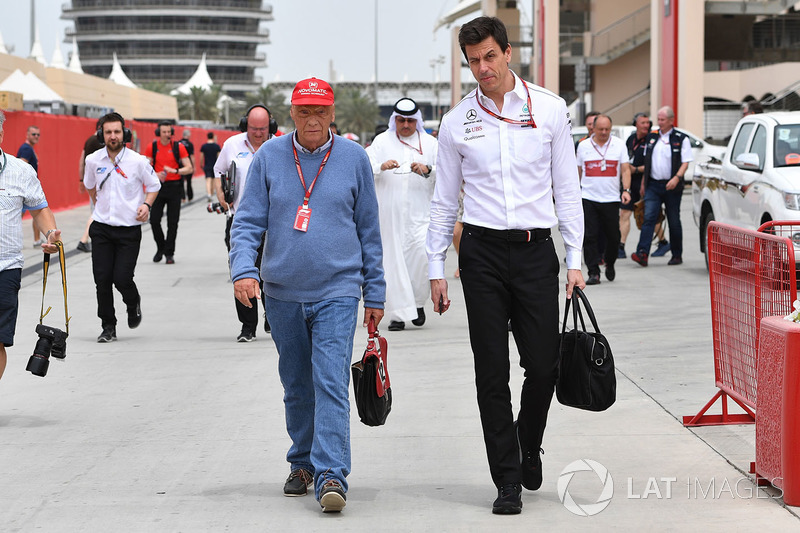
[151, 140, 183, 169]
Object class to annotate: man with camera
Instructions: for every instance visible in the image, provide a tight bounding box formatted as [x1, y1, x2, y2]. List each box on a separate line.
[145, 122, 192, 265]
[213, 104, 275, 342]
[0, 110, 61, 381]
[229, 78, 385, 513]
[84, 113, 161, 343]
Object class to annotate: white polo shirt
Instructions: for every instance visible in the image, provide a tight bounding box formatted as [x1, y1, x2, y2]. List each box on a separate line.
[427, 73, 584, 275]
[576, 135, 628, 203]
[84, 146, 161, 227]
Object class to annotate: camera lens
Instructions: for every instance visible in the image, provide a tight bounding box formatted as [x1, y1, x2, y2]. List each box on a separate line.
[27, 337, 52, 377]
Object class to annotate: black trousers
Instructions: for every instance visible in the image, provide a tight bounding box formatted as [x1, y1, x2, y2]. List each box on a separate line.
[459, 225, 560, 487]
[89, 221, 142, 328]
[150, 180, 183, 256]
[182, 174, 193, 201]
[225, 216, 266, 333]
[582, 199, 621, 276]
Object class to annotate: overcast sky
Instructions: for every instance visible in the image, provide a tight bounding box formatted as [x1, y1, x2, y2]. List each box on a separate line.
[0, 0, 513, 84]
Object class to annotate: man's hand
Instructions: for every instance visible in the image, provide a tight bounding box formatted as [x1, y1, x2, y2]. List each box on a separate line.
[41, 229, 62, 254]
[234, 278, 261, 307]
[430, 279, 450, 314]
[380, 160, 399, 171]
[363, 307, 384, 328]
[666, 175, 681, 191]
[410, 162, 429, 176]
[566, 269, 585, 299]
[135, 204, 150, 222]
[621, 191, 631, 204]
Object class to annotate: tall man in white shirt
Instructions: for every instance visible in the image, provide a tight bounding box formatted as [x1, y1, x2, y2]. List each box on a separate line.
[576, 114, 631, 284]
[366, 98, 437, 331]
[0, 110, 61, 381]
[84, 113, 161, 343]
[214, 104, 274, 341]
[426, 16, 585, 515]
[631, 105, 693, 266]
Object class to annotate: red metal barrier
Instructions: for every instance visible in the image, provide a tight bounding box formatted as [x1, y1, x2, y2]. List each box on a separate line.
[752, 315, 800, 505]
[2, 111, 238, 212]
[683, 221, 798, 427]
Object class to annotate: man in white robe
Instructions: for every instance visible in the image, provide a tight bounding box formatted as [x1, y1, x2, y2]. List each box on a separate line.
[366, 98, 438, 331]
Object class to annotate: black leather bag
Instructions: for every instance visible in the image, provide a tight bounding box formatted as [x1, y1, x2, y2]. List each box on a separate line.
[351, 319, 392, 426]
[557, 287, 616, 411]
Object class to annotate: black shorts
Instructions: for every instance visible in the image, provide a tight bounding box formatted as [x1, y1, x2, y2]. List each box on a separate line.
[621, 174, 644, 210]
[0, 268, 22, 347]
[204, 168, 214, 178]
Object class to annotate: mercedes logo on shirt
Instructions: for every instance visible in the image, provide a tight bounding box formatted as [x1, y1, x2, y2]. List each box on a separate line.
[466, 109, 477, 121]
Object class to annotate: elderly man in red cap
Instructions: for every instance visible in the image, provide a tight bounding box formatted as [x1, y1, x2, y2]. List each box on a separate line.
[229, 77, 385, 514]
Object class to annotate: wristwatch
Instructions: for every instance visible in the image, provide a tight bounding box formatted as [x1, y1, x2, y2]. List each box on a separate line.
[623, 188, 632, 193]
[423, 164, 432, 177]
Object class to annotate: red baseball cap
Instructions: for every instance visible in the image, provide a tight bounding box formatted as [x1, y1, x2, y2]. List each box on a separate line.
[291, 77, 335, 106]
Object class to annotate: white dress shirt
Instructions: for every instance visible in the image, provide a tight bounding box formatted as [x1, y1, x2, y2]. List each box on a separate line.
[0, 150, 48, 271]
[427, 73, 584, 277]
[649, 129, 693, 181]
[84, 147, 161, 227]
[214, 132, 258, 214]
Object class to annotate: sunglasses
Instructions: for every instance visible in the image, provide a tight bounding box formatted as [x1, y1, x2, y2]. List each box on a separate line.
[395, 117, 416, 124]
[30, 133, 41, 136]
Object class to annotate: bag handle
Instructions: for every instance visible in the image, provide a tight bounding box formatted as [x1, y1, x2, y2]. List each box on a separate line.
[560, 287, 601, 337]
[572, 287, 602, 334]
[365, 317, 380, 353]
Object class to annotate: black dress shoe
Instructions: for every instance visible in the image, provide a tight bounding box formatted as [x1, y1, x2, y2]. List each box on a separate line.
[411, 307, 425, 327]
[97, 325, 117, 343]
[515, 421, 543, 491]
[586, 273, 601, 285]
[127, 302, 142, 329]
[492, 483, 522, 515]
[165, 256, 175, 264]
[387, 321, 405, 331]
[153, 251, 163, 263]
[605, 263, 616, 281]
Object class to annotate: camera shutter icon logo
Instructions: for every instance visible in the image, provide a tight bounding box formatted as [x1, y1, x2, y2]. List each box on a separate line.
[557, 459, 614, 516]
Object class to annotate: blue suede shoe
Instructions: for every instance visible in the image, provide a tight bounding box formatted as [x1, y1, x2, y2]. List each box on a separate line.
[651, 240, 671, 257]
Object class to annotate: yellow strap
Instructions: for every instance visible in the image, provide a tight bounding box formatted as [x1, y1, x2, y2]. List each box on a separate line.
[39, 241, 70, 334]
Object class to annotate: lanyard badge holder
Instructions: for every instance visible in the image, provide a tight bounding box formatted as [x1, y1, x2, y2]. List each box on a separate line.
[27, 241, 71, 378]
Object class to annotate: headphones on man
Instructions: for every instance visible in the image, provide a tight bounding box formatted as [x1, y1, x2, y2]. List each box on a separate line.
[96, 112, 133, 143]
[154, 121, 175, 137]
[239, 103, 278, 136]
[631, 112, 652, 128]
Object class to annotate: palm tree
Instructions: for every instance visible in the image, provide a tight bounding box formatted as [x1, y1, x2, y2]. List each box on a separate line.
[334, 88, 380, 143]
[245, 85, 290, 130]
[177, 85, 221, 122]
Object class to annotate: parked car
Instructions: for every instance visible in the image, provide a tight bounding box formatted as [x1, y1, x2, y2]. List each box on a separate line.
[571, 125, 725, 183]
[692, 111, 800, 266]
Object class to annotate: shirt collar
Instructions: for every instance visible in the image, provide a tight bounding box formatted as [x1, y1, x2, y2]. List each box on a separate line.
[476, 70, 527, 107]
[104, 146, 126, 164]
[293, 131, 333, 155]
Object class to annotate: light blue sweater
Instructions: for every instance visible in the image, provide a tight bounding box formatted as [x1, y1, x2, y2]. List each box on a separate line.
[229, 134, 386, 308]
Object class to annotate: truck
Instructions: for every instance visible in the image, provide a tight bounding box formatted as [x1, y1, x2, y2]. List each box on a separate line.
[692, 111, 800, 267]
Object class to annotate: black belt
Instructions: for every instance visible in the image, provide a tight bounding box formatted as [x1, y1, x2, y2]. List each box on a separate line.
[464, 223, 550, 243]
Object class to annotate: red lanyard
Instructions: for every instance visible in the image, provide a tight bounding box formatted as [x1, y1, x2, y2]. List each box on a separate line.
[590, 138, 610, 161]
[475, 73, 537, 128]
[396, 132, 422, 155]
[631, 135, 646, 153]
[292, 136, 334, 207]
[244, 139, 256, 155]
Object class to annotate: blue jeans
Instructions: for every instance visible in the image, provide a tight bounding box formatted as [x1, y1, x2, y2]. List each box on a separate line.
[636, 180, 683, 258]
[265, 295, 359, 499]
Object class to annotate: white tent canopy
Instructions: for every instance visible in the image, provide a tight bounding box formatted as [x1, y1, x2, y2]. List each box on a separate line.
[0, 69, 63, 101]
[172, 52, 213, 95]
[108, 52, 137, 88]
[51, 40, 66, 69]
[0, 31, 9, 55]
[68, 36, 83, 74]
[29, 26, 46, 66]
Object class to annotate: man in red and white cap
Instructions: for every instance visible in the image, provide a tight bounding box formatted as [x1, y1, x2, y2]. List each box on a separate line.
[229, 77, 386, 514]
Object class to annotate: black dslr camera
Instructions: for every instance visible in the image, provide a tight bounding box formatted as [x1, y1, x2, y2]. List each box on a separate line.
[26, 324, 68, 377]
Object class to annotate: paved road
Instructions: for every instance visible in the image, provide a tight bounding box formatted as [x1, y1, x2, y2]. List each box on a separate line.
[2, 187, 798, 531]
